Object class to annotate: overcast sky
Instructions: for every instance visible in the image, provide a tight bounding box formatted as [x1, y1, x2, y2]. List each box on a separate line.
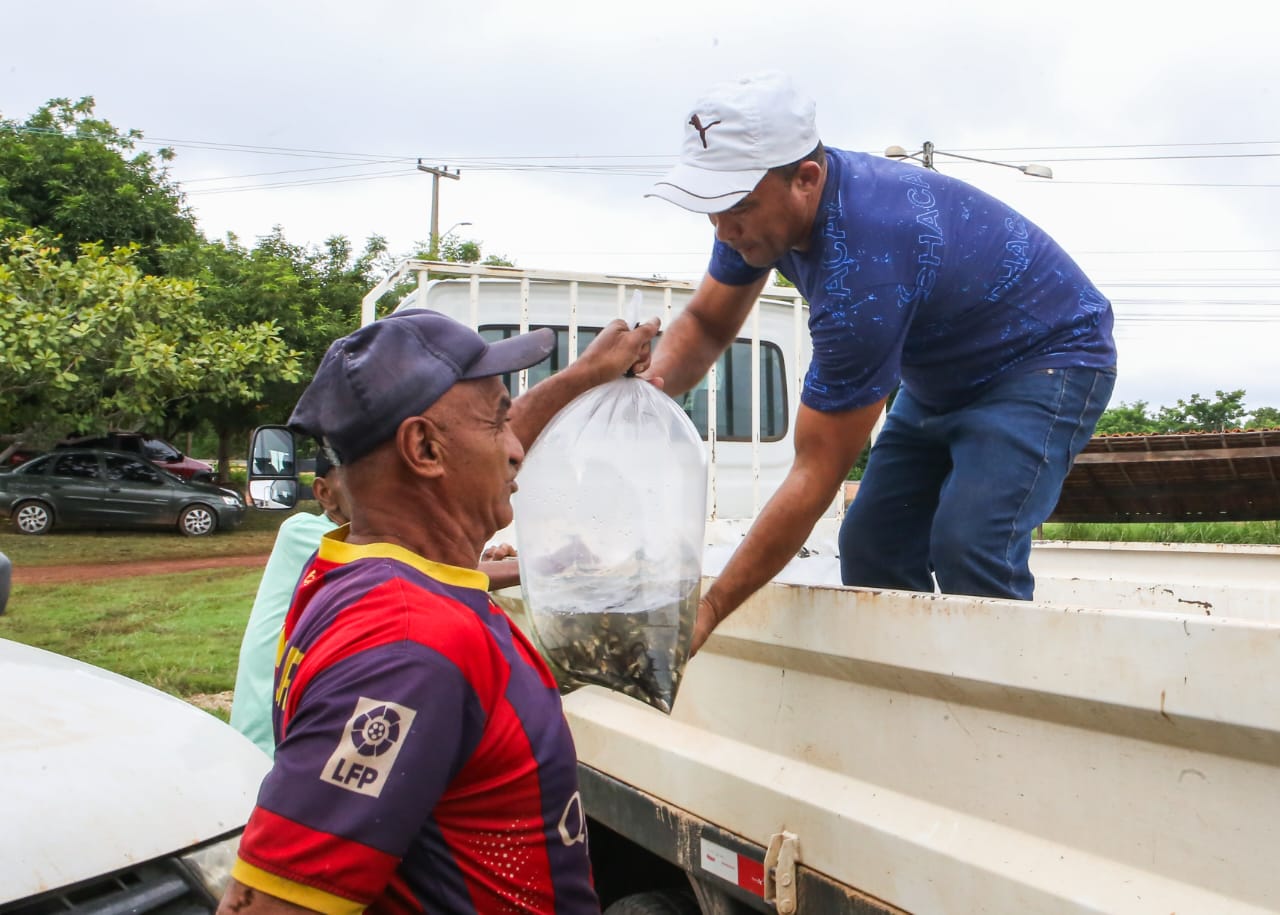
[5, 0, 1278, 412]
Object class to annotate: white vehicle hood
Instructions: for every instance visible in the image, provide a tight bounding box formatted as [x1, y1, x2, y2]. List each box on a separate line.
[0, 638, 271, 903]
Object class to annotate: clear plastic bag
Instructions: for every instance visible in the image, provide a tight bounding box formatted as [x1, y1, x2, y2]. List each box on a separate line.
[514, 376, 707, 713]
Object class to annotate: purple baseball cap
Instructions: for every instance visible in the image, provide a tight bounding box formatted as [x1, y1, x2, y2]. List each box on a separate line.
[289, 309, 555, 465]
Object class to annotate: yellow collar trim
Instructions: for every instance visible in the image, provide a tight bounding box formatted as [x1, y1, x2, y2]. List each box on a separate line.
[318, 525, 491, 591]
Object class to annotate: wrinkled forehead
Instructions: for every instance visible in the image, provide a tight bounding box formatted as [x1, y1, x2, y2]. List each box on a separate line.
[424, 375, 511, 419]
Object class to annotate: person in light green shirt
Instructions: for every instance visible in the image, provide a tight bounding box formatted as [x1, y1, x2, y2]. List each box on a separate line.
[230, 454, 522, 756]
[229, 455, 350, 756]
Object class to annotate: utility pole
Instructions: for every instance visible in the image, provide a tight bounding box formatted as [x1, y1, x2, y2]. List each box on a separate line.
[416, 160, 461, 258]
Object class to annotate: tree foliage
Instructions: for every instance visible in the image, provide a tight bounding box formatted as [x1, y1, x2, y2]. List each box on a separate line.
[0, 96, 524, 474]
[0, 97, 196, 274]
[1094, 401, 1161, 435]
[370, 234, 516, 320]
[1095, 389, 1278, 435]
[0, 231, 301, 457]
[1248, 406, 1280, 429]
[429, 233, 515, 268]
[164, 227, 380, 362]
[1154, 390, 1248, 433]
[158, 227, 389, 472]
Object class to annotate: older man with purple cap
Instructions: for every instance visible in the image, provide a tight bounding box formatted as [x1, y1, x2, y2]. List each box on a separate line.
[218, 310, 657, 915]
[645, 71, 1116, 651]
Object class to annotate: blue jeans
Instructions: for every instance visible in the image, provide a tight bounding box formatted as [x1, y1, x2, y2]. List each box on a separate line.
[839, 366, 1116, 600]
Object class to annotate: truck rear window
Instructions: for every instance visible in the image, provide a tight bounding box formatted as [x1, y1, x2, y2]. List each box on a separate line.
[480, 326, 788, 443]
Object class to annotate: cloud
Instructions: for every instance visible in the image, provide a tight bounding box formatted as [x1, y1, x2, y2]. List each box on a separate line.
[4, 0, 1277, 410]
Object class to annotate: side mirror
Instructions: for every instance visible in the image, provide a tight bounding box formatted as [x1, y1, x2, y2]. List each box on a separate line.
[248, 478, 299, 510]
[248, 425, 299, 510]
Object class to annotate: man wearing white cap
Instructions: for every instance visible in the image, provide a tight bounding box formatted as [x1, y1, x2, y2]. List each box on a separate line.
[645, 71, 1116, 650]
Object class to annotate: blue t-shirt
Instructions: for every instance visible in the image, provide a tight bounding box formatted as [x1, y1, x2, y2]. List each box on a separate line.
[709, 147, 1116, 412]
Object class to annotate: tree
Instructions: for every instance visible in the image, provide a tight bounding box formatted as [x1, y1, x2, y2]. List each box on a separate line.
[0, 98, 196, 274]
[1246, 406, 1280, 429]
[1094, 401, 1159, 435]
[0, 231, 301, 464]
[370, 234, 516, 320]
[421, 234, 515, 268]
[1065, 391, 1280, 437]
[1153, 390, 1247, 433]
[159, 227, 388, 473]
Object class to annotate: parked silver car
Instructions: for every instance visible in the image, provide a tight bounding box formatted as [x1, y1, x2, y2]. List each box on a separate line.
[0, 449, 244, 536]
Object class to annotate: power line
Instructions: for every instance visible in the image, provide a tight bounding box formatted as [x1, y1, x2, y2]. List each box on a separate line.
[187, 169, 415, 195]
[13, 122, 1280, 171]
[18, 123, 1280, 196]
[1115, 307, 1280, 312]
[1079, 248, 1280, 255]
[136, 137, 1280, 165]
[3, 124, 415, 164]
[947, 140, 1280, 153]
[1034, 180, 1280, 189]
[182, 161, 400, 183]
[184, 162, 674, 195]
[950, 151, 1280, 164]
[1097, 274, 1280, 282]
[1101, 281, 1280, 289]
[1114, 315, 1280, 323]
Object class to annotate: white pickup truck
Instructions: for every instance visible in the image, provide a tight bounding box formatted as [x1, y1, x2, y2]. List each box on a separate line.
[359, 261, 1280, 915]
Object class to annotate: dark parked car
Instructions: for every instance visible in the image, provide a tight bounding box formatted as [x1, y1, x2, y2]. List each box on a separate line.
[4, 433, 216, 480]
[58, 434, 216, 482]
[3, 446, 40, 469]
[0, 449, 245, 536]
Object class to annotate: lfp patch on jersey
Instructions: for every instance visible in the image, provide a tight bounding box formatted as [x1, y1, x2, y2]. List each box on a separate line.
[322, 696, 417, 797]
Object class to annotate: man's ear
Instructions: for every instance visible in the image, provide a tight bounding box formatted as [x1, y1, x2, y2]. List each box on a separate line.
[396, 415, 447, 479]
[794, 159, 823, 193]
[311, 475, 345, 521]
[311, 475, 331, 506]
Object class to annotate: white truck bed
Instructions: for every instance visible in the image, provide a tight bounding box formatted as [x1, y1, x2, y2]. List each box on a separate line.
[553, 539, 1280, 913]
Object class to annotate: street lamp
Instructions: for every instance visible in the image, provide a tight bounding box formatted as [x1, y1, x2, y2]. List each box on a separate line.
[431, 221, 472, 259]
[442, 220, 472, 241]
[885, 141, 1053, 178]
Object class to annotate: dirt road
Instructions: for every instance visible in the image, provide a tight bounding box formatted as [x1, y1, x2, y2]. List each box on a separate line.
[11, 553, 269, 585]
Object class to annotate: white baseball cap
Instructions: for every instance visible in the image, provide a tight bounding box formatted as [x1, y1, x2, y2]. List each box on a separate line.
[646, 71, 819, 214]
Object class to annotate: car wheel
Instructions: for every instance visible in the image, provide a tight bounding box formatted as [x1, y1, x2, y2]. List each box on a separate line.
[178, 504, 218, 537]
[603, 890, 701, 915]
[13, 500, 54, 535]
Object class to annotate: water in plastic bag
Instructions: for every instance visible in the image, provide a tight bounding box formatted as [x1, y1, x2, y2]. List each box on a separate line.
[513, 376, 707, 713]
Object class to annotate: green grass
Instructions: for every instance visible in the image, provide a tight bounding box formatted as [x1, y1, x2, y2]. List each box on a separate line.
[0, 567, 261, 699]
[0, 502, 314, 567]
[1041, 520, 1280, 544]
[0, 506, 307, 719]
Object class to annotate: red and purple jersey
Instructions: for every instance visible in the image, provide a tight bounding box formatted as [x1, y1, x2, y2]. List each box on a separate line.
[232, 530, 599, 915]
